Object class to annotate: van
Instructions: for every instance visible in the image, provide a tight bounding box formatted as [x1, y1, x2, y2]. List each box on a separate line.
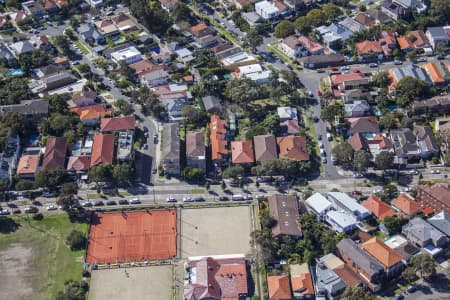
[232, 194, 243, 201]
[326, 133, 332, 141]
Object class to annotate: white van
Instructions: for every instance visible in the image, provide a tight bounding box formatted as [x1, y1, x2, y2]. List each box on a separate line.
[232, 194, 243, 201]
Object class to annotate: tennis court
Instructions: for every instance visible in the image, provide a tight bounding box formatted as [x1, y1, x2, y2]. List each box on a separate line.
[86, 210, 177, 264]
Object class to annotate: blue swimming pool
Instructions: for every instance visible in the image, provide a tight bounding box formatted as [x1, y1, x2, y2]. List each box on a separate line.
[8, 68, 24, 76]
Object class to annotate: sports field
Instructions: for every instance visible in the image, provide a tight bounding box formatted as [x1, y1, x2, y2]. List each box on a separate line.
[180, 206, 253, 258]
[86, 210, 177, 264]
[89, 266, 172, 300]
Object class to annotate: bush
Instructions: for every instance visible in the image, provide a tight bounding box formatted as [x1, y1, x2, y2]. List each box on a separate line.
[27, 206, 38, 214]
[66, 230, 87, 251]
[32, 213, 44, 220]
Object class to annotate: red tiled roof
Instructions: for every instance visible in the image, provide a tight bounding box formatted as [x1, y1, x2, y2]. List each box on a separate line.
[298, 35, 324, 53]
[362, 237, 403, 268]
[210, 115, 227, 161]
[397, 36, 414, 50]
[333, 264, 364, 287]
[356, 40, 383, 54]
[231, 140, 254, 164]
[362, 195, 395, 220]
[422, 62, 445, 84]
[277, 136, 309, 161]
[71, 104, 114, 120]
[17, 155, 39, 175]
[268, 275, 292, 300]
[291, 272, 314, 296]
[42, 137, 67, 170]
[368, 134, 394, 149]
[391, 194, 421, 216]
[410, 30, 430, 48]
[67, 156, 91, 173]
[348, 133, 369, 152]
[330, 72, 365, 86]
[100, 115, 135, 132]
[91, 133, 114, 166]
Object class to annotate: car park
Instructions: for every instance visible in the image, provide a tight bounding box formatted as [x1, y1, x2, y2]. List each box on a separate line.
[130, 198, 141, 204]
[46, 205, 58, 211]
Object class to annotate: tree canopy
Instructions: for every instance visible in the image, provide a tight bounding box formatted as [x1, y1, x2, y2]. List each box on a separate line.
[341, 287, 376, 300]
[332, 143, 354, 167]
[274, 20, 295, 38]
[375, 151, 394, 170]
[0, 78, 31, 105]
[395, 76, 428, 107]
[353, 150, 371, 172]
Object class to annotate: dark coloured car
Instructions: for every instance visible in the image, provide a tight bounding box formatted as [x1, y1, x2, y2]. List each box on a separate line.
[406, 286, 417, 293]
[94, 201, 104, 206]
[106, 200, 117, 205]
[219, 196, 229, 201]
[118, 199, 128, 205]
[194, 197, 205, 202]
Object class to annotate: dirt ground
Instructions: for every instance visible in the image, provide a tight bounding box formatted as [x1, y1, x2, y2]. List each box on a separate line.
[0, 243, 36, 300]
[180, 206, 253, 258]
[88, 266, 173, 300]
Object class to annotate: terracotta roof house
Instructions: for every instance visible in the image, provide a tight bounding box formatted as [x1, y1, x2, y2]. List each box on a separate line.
[90, 133, 115, 166]
[186, 131, 205, 171]
[391, 194, 421, 217]
[367, 134, 394, 158]
[184, 256, 249, 300]
[100, 115, 135, 132]
[253, 135, 278, 162]
[17, 155, 40, 179]
[70, 104, 114, 125]
[336, 238, 384, 291]
[356, 40, 383, 57]
[333, 264, 365, 288]
[361, 237, 405, 278]
[348, 132, 369, 152]
[379, 30, 398, 56]
[190, 22, 215, 38]
[422, 61, 447, 85]
[330, 72, 366, 87]
[298, 35, 324, 55]
[346, 116, 380, 136]
[289, 263, 314, 298]
[72, 88, 97, 107]
[397, 30, 431, 51]
[267, 275, 292, 300]
[416, 184, 450, 214]
[42, 137, 67, 170]
[67, 156, 91, 174]
[354, 12, 376, 28]
[210, 115, 228, 162]
[277, 136, 309, 161]
[278, 35, 302, 58]
[362, 195, 396, 220]
[280, 119, 300, 135]
[231, 140, 254, 164]
[268, 194, 302, 238]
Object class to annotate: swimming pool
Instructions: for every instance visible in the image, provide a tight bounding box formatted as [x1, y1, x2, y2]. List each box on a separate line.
[8, 68, 24, 76]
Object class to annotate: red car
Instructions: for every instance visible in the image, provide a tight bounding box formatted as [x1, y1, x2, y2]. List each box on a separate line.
[353, 69, 361, 73]
[318, 90, 322, 97]
[12, 208, 21, 214]
[352, 190, 362, 195]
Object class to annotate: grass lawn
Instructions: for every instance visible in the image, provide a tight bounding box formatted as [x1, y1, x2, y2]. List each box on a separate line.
[0, 214, 88, 300]
[191, 188, 205, 194]
[74, 40, 89, 55]
[267, 43, 292, 64]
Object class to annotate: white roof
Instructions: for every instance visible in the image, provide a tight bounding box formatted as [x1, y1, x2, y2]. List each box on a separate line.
[326, 210, 357, 228]
[245, 70, 272, 81]
[306, 193, 333, 214]
[175, 48, 192, 58]
[111, 46, 141, 61]
[238, 63, 263, 75]
[222, 52, 255, 65]
[255, 0, 279, 14]
[327, 192, 370, 216]
[277, 106, 297, 120]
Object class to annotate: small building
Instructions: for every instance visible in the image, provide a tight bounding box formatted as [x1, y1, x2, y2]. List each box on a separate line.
[361, 195, 396, 221]
[253, 135, 277, 162]
[255, 0, 279, 19]
[402, 217, 448, 256]
[391, 194, 422, 217]
[67, 155, 91, 177]
[267, 194, 302, 238]
[290, 263, 314, 299]
[305, 193, 333, 220]
[221, 52, 257, 70]
[428, 211, 450, 237]
[362, 237, 405, 279]
[298, 54, 346, 69]
[17, 155, 40, 179]
[327, 192, 371, 221]
[277, 106, 297, 121]
[267, 275, 292, 300]
[162, 123, 180, 175]
[326, 210, 357, 233]
[117, 131, 133, 162]
[42, 137, 67, 170]
[315, 255, 347, 299]
[10, 40, 34, 56]
[384, 234, 420, 262]
[210, 115, 228, 164]
[0, 99, 48, 122]
[100, 116, 135, 133]
[78, 23, 105, 44]
[231, 140, 254, 164]
[346, 116, 380, 137]
[186, 131, 205, 171]
[426, 27, 449, 50]
[202, 95, 222, 113]
[71, 104, 114, 125]
[414, 125, 439, 157]
[90, 133, 114, 166]
[277, 136, 309, 161]
[316, 23, 352, 48]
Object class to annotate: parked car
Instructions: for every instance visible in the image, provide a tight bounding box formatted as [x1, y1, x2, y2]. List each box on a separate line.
[406, 286, 417, 293]
[94, 201, 104, 206]
[0, 209, 10, 215]
[166, 196, 176, 202]
[194, 197, 205, 202]
[82, 201, 92, 207]
[118, 199, 129, 205]
[431, 169, 441, 174]
[46, 205, 58, 211]
[409, 170, 419, 175]
[12, 208, 21, 214]
[43, 191, 54, 197]
[219, 196, 229, 201]
[322, 157, 327, 164]
[183, 196, 193, 202]
[394, 60, 403, 65]
[106, 200, 117, 205]
[130, 198, 141, 204]
[369, 62, 378, 68]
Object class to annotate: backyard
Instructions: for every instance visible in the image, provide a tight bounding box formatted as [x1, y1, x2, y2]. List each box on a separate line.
[0, 213, 88, 300]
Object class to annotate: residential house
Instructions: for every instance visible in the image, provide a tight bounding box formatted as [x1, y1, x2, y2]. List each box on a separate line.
[159, 0, 177, 12]
[21, 1, 45, 19]
[242, 11, 263, 27]
[330, 72, 369, 97]
[210, 115, 228, 164]
[280, 119, 300, 135]
[202, 95, 222, 113]
[111, 14, 137, 32]
[140, 69, 169, 88]
[222, 52, 257, 70]
[326, 210, 358, 233]
[78, 23, 105, 44]
[305, 193, 333, 220]
[346, 116, 380, 137]
[416, 184, 450, 214]
[277, 136, 309, 161]
[391, 194, 422, 217]
[357, 8, 392, 27]
[412, 95, 450, 115]
[186, 131, 205, 171]
[111, 46, 142, 65]
[344, 100, 371, 117]
[348, 133, 369, 152]
[0, 43, 17, 67]
[426, 27, 449, 50]
[189, 22, 215, 39]
[71, 104, 114, 125]
[297, 35, 324, 56]
[255, 0, 280, 20]
[72, 88, 97, 107]
[10, 40, 34, 56]
[162, 123, 180, 175]
[361, 237, 405, 278]
[390, 128, 420, 162]
[234, 64, 271, 84]
[267, 275, 292, 300]
[339, 17, 367, 33]
[388, 64, 431, 90]
[336, 238, 385, 291]
[87, 0, 103, 7]
[29, 35, 52, 52]
[435, 117, 450, 133]
[402, 217, 448, 255]
[231, 140, 254, 164]
[253, 135, 277, 162]
[184, 256, 249, 300]
[117, 131, 133, 162]
[43, 72, 77, 91]
[384, 234, 420, 262]
[0, 99, 48, 121]
[315, 255, 347, 299]
[428, 211, 450, 237]
[298, 53, 346, 69]
[33, 63, 66, 79]
[90, 133, 114, 166]
[366, 134, 394, 158]
[130, 59, 158, 78]
[100, 116, 135, 133]
[0, 134, 20, 182]
[17, 155, 40, 179]
[67, 156, 90, 177]
[268, 194, 302, 238]
[379, 30, 398, 57]
[95, 19, 120, 37]
[212, 43, 242, 60]
[392, 0, 427, 13]
[327, 192, 371, 220]
[278, 35, 302, 58]
[414, 125, 439, 157]
[355, 40, 383, 60]
[333, 263, 365, 290]
[381, 0, 410, 20]
[316, 23, 352, 48]
[166, 98, 189, 121]
[9, 10, 27, 23]
[277, 107, 297, 121]
[362, 195, 396, 221]
[421, 61, 449, 86]
[290, 263, 314, 299]
[42, 137, 67, 170]
[397, 30, 431, 52]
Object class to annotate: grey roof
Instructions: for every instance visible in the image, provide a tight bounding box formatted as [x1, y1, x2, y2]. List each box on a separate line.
[414, 125, 437, 153]
[306, 193, 333, 215]
[0, 43, 16, 62]
[390, 128, 419, 156]
[10, 40, 34, 55]
[253, 135, 277, 161]
[167, 99, 189, 118]
[402, 217, 447, 244]
[316, 256, 347, 296]
[327, 192, 371, 217]
[345, 100, 370, 115]
[186, 131, 205, 157]
[78, 23, 104, 41]
[162, 123, 180, 161]
[339, 17, 367, 33]
[44, 72, 75, 85]
[427, 27, 450, 41]
[202, 95, 222, 111]
[337, 238, 384, 277]
[141, 69, 169, 81]
[103, 42, 135, 58]
[317, 23, 352, 44]
[242, 12, 263, 24]
[365, 8, 392, 23]
[428, 211, 450, 236]
[391, 64, 431, 85]
[0, 99, 48, 117]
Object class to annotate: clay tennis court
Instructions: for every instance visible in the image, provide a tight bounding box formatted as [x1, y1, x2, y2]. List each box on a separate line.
[86, 210, 177, 264]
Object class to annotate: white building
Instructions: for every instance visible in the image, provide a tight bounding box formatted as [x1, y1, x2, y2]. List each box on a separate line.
[327, 192, 371, 221]
[277, 106, 298, 121]
[221, 52, 256, 70]
[255, 1, 279, 19]
[111, 46, 142, 65]
[86, 0, 103, 7]
[326, 210, 357, 233]
[305, 193, 333, 220]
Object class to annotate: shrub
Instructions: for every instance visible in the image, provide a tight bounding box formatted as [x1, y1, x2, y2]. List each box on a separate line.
[66, 230, 87, 251]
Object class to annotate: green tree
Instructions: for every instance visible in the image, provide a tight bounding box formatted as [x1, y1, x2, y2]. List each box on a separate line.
[374, 151, 394, 170]
[245, 28, 263, 52]
[274, 20, 295, 38]
[353, 150, 371, 172]
[1, 112, 27, 135]
[45, 94, 69, 114]
[430, 0, 450, 23]
[52, 35, 72, 56]
[341, 287, 376, 300]
[410, 254, 437, 278]
[380, 184, 399, 202]
[0, 78, 31, 105]
[383, 215, 408, 233]
[305, 9, 327, 27]
[114, 98, 134, 115]
[171, 2, 191, 22]
[395, 76, 427, 107]
[379, 113, 398, 130]
[359, 4, 367, 11]
[88, 164, 113, 187]
[294, 16, 311, 34]
[332, 143, 354, 167]
[402, 267, 417, 284]
[34, 168, 68, 190]
[183, 167, 205, 182]
[119, 61, 136, 83]
[320, 103, 342, 123]
[371, 71, 390, 88]
[66, 230, 86, 250]
[222, 165, 244, 180]
[76, 63, 91, 74]
[112, 163, 133, 186]
[322, 3, 342, 22]
[15, 179, 34, 191]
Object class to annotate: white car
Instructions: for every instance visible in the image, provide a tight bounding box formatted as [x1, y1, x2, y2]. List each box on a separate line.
[431, 170, 441, 174]
[183, 197, 193, 202]
[166, 196, 176, 202]
[353, 173, 364, 178]
[82, 201, 92, 207]
[0, 209, 10, 215]
[319, 142, 324, 148]
[130, 198, 141, 204]
[409, 170, 419, 175]
[47, 205, 57, 211]
[24, 207, 33, 213]
[373, 189, 382, 194]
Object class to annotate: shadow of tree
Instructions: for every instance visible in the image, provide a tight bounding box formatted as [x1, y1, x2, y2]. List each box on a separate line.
[68, 209, 90, 224]
[0, 216, 21, 233]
